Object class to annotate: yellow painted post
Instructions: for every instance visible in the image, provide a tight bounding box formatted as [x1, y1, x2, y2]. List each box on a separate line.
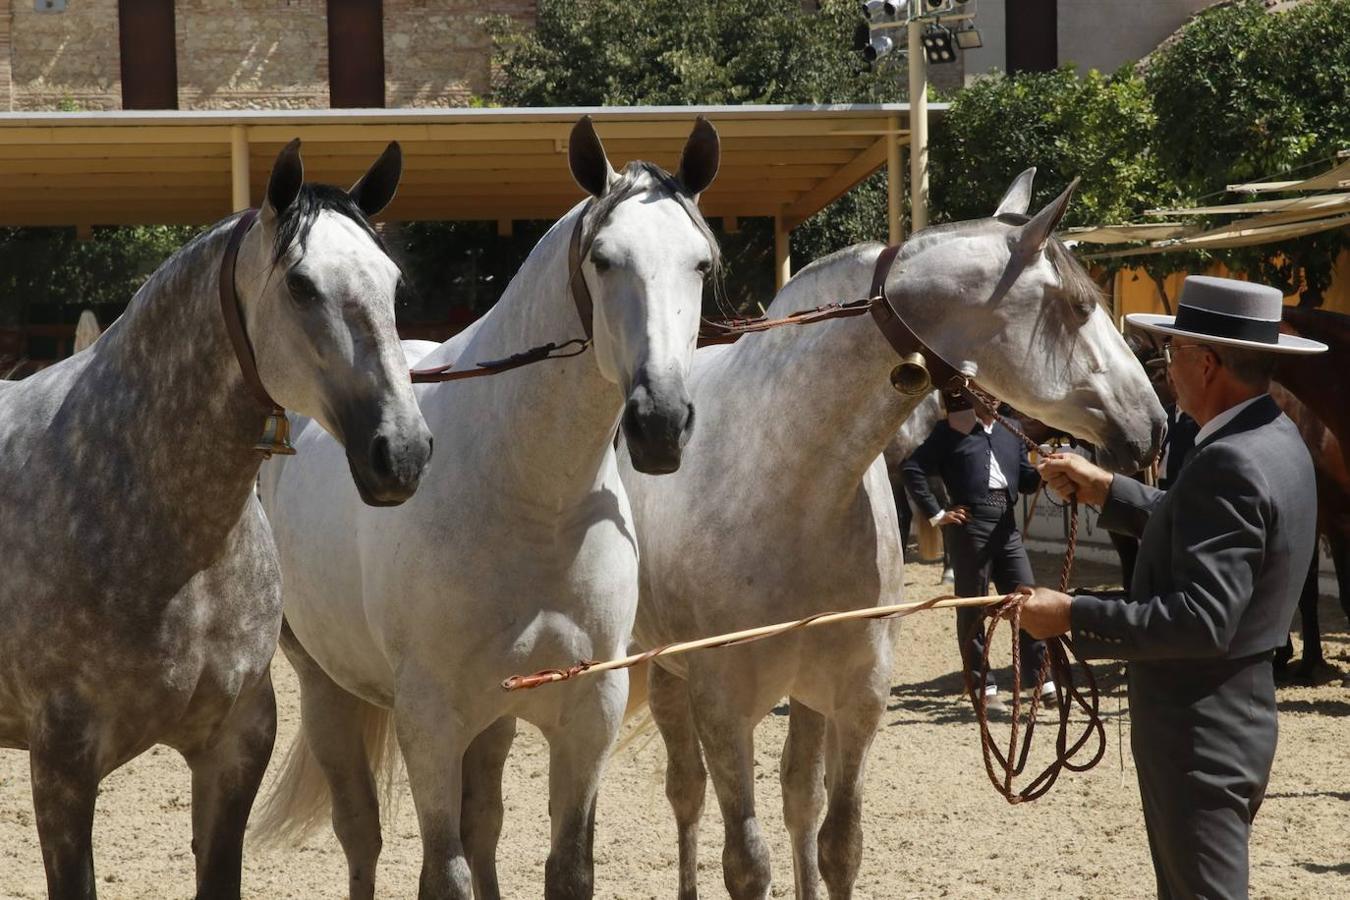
[230, 125, 250, 212]
[774, 213, 791, 290]
[887, 115, 903, 245]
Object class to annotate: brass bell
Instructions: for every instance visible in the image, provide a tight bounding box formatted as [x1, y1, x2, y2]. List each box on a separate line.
[255, 409, 297, 457]
[889, 352, 931, 395]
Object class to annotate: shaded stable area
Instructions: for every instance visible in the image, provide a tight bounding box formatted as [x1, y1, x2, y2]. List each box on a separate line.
[0, 104, 941, 367]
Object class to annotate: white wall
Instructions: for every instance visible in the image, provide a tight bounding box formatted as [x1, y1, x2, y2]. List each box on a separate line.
[959, 0, 1217, 82]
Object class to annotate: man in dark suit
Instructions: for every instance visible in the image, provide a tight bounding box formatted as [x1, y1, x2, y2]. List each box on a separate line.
[1020, 275, 1327, 898]
[902, 390, 1049, 709]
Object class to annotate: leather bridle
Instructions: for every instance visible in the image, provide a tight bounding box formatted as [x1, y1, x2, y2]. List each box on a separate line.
[219, 209, 295, 456]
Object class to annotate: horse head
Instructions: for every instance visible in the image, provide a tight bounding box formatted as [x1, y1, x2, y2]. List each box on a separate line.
[237, 140, 433, 505]
[567, 116, 721, 474]
[888, 168, 1166, 471]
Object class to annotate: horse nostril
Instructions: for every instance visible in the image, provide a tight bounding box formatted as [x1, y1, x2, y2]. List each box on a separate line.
[371, 434, 394, 480]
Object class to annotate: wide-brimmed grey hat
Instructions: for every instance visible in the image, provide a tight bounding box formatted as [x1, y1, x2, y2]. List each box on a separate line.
[1127, 275, 1327, 354]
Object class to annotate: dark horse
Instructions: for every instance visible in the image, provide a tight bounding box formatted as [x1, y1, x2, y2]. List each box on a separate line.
[1271, 308, 1350, 677]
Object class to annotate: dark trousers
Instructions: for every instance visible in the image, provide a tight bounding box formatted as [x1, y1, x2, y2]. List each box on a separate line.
[948, 502, 1046, 688]
[1130, 655, 1276, 899]
[892, 480, 913, 548]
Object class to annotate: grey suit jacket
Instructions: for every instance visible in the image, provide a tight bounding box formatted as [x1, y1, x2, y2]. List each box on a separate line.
[1070, 395, 1316, 661]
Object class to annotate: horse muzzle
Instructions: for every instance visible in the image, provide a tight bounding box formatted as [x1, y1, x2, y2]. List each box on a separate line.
[346, 419, 434, 506]
[622, 372, 695, 475]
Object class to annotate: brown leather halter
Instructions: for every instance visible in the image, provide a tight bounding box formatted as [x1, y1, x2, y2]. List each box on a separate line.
[410, 208, 597, 384]
[219, 209, 295, 456]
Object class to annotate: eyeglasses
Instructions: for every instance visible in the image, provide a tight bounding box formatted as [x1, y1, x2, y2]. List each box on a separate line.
[1162, 342, 1208, 368]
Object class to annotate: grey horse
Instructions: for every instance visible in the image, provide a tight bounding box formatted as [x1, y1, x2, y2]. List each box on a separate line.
[620, 174, 1166, 899]
[0, 140, 432, 899]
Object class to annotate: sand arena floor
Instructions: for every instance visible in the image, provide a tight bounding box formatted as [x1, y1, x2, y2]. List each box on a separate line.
[1, 554, 1347, 898]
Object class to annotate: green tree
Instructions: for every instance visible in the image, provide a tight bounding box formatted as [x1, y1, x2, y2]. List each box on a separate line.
[0, 225, 200, 329]
[463, 0, 900, 312]
[1144, 0, 1350, 300]
[930, 67, 1173, 230]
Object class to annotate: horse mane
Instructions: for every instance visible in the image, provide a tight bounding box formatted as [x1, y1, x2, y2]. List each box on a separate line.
[270, 182, 389, 265]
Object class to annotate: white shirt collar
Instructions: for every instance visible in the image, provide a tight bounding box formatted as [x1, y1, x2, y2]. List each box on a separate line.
[1194, 394, 1267, 446]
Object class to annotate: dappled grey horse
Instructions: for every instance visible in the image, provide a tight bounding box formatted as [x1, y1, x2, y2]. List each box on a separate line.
[253, 117, 720, 900]
[0, 140, 431, 899]
[620, 172, 1166, 899]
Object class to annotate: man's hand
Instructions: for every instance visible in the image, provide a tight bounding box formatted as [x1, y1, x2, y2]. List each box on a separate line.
[1036, 453, 1113, 507]
[1014, 586, 1073, 639]
[934, 506, 969, 527]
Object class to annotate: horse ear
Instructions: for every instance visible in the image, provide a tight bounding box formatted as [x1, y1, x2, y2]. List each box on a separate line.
[349, 141, 403, 219]
[569, 116, 615, 198]
[994, 167, 1036, 217]
[264, 138, 304, 217]
[677, 116, 720, 197]
[1015, 177, 1079, 257]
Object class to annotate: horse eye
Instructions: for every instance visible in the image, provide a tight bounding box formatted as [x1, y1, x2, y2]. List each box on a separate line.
[590, 256, 611, 273]
[286, 271, 320, 304]
[695, 259, 712, 278]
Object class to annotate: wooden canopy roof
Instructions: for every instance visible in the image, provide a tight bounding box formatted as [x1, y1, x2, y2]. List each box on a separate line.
[0, 104, 935, 229]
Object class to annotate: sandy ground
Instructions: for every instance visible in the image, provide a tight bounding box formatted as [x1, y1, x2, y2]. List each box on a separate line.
[2, 553, 1347, 899]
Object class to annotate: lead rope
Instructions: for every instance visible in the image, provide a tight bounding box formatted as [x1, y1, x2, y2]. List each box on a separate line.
[957, 389, 1106, 803]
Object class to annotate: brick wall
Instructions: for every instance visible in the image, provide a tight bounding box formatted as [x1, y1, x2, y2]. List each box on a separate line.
[384, 0, 535, 107]
[10, 0, 121, 110]
[2, 0, 538, 111]
[175, 0, 329, 110]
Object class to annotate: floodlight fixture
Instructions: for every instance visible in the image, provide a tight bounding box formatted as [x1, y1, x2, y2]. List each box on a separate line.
[922, 25, 957, 64]
[953, 24, 983, 49]
[865, 33, 898, 62]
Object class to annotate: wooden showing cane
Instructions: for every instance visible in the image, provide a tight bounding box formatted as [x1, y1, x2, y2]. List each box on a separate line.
[501, 593, 1010, 691]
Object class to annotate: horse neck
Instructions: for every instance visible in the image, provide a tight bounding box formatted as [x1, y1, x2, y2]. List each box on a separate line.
[725, 256, 929, 503]
[85, 220, 269, 542]
[432, 207, 621, 501]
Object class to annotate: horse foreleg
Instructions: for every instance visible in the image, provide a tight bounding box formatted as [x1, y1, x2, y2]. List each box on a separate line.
[648, 663, 707, 900]
[1329, 530, 1350, 625]
[819, 698, 884, 900]
[541, 671, 625, 900]
[396, 694, 472, 900]
[780, 699, 826, 900]
[285, 627, 388, 900]
[185, 673, 278, 900]
[29, 702, 102, 900]
[460, 716, 517, 900]
[689, 674, 772, 900]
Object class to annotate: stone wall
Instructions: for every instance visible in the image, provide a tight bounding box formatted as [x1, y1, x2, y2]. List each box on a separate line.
[175, 0, 329, 110]
[384, 0, 536, 107]
[2, 0, 538, 111]
[10, 0, 121, 110]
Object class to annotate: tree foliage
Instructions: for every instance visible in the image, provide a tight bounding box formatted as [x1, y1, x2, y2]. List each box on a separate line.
[930, 67, 1172, 230]
[1145, 0, 1350, 299]
[0, 225, 199, 328]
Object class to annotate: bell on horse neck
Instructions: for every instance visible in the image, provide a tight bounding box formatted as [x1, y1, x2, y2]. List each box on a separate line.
[256, 410, 297, 457]
[890, 352, 931, 395]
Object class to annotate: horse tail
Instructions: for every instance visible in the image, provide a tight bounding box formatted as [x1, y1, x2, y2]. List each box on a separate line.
[251, 699, 400, 846]
[613, 658, 659, 756]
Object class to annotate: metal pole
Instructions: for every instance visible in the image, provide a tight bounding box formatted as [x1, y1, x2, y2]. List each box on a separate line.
[907, 15, 929, 232]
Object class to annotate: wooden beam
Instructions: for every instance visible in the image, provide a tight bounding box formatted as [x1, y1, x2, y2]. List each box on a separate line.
[774, 213, 791, 290]
[231, 125, 250, 212]
[887, 115, 903, 246]
[780, 138, 888, 226]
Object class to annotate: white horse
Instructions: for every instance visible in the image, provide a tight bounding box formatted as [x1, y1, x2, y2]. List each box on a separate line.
[254, 117, 722, 899]
[618, 172, 1166, 899]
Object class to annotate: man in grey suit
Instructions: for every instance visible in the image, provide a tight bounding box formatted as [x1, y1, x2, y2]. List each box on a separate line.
[1017, 275, 1327, 898]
